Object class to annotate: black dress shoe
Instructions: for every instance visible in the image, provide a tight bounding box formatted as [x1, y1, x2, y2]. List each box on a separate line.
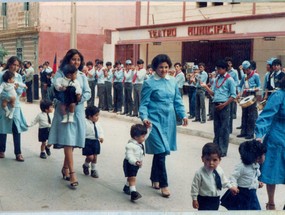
[237, 134, 246, 138]
[188, 115, 194, 119]
[131, 191, 142, 201]
[131, 114, 138, 117]
[123, 185, 130, 195]
[201, 121, 206, 124]
[192, 119, 200, 122]
[207, 118, 213, 121]
[236, 126, 242, 129]
[245, 135, 254, 139]
[120, 112, 126, 115]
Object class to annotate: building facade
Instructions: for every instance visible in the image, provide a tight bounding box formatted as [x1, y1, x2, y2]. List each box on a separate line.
[0, 2, 136, 69]
[107, 2, 285, 82]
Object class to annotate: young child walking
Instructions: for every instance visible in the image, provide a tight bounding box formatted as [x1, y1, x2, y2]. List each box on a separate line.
[221, 139, 267, 210]
[123, 123, 150, 202]
[54, 64, 82, 123]
[0, 71, 27, 119]
[191, 143, 238, 210]
[29, 100, 53, 159]
[82, 106, 104, 178]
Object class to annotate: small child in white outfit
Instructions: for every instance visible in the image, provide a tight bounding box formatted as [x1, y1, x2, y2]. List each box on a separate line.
[29, 100, 54, 159]
[0, 71, 27, 119]
[54, 64, 82, 123]
[123, 123, 151, 202]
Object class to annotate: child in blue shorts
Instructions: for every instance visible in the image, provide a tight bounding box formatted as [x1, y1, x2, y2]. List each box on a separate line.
[82, 106, 104, 178]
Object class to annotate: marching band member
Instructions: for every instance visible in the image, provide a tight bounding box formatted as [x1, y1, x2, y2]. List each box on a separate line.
[236, 61, 260, 139]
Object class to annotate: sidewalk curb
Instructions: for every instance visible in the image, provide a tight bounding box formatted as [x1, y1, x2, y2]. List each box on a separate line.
[100, 111, 244, 146]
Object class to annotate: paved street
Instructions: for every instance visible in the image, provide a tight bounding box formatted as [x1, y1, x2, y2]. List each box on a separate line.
[0, 98, 285, 212]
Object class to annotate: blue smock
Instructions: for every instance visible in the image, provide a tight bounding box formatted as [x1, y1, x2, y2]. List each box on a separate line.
[139, 74, 186, 155]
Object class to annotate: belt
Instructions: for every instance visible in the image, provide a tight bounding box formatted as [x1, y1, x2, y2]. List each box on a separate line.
[213, 102, 226, 106]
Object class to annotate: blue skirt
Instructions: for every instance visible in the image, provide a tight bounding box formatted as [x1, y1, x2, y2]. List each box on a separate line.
[221, 187, 261, 210]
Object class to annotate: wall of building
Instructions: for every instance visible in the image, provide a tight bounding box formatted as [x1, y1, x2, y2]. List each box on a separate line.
[140, 2, 285, 25]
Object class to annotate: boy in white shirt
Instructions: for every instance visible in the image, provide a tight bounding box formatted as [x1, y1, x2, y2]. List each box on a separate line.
[82, 106, 104, 178]
[191, 143, 238, 210]
[29, 100, 53, 159]
[54, 64, 82, 123]
[0, 71, 27, 119]
[123, 123, 151, 201]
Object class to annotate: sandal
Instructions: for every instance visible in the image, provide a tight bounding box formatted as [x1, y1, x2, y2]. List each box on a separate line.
[266, 203, 276, 210]
[151, 182, 160, 190]
[61, 167, 70, 181]
[16, 154, 24, 162]
[69, 172, 79, 189]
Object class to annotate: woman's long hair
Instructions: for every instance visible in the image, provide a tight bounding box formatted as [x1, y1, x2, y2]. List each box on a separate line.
[59, 49, 84, 71]
[3, 56, 22, 71]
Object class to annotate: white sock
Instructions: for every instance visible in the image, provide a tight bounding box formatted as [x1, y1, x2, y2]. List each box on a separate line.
[130, 186, 136, 192]
[8, 108, 15, 119]
[91, 163, 96, 170]
[69, 112, 74, 118]
[4, 106, 9, 112]
[84, 162, 89, 167]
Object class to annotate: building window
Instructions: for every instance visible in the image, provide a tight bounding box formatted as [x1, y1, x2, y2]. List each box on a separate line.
[213, 2, 223, 6]
[197, 2, 207, 8]
[24, 2, 29, 11]
[1, 3, 7, 16]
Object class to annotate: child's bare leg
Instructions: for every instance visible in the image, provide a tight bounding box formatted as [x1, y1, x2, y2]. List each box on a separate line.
[68, 103, 76, 122]
[128, 176, 141, 200]
[41, 141, 46, 152]
[60, 104, 68, 123]
[91, 154, 99, 178]
[9, 96, 16, 108]
[1, 99, 8, 109]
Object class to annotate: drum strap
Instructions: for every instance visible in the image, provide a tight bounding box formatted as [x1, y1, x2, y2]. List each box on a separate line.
[215, 73, 230, 89]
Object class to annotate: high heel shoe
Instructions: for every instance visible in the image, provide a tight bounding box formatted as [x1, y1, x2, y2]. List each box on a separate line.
[161, 187, 171, 198]
[151, 182, 160, 189]
[61, 167, 70, 181]
[69, 172, 79, 189]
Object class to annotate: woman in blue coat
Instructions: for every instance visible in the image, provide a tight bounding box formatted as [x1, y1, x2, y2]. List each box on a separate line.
[0, 56, 28, 161]
[139, 54, 188, 198]
[48, 49, 91, 188]
[255, 77, 285, 210]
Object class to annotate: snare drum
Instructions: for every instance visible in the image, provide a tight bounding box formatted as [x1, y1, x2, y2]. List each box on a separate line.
[239, 95, 256, 108]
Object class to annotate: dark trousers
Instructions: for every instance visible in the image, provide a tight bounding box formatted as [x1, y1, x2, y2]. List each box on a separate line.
[124, 82, 133, 114]
[188, 87, 196, 117]
[97, 83, 105, 109]
[195, 89, 206, 121]
[41, 85, 48, 100]
[87, 80, 96, 107]
[208, 97, 214, 119]
[26, 80, 33, 103]
[213, 103, 230, 156]
[229, 102, 235, 134]
[104, 81, 113, 110]
[197, 195, 220, 210]
[133, 84, 142, 115]
[150, 153, 168, 188]
[240, 102, 258, 137]
[232, 101, 237, 119]
[113, 82, 123, 112]
[0, 122, 21, 155]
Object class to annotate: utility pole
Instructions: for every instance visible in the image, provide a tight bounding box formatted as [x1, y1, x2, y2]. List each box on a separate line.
[70, 1, 77, 49]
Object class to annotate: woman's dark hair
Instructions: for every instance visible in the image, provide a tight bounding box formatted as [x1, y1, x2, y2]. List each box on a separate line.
[202, 143, 222, 158]
[40, 100, 53, 112]
[62, 64, 77, 77]
[2, 71, 15, 82]
[151, 54, 172, 71]
[3, 56, 21, 71]
[239, 140, 267, 165]
[85, 105, 100, 118]
[216, 60, 228, 70]
[130, 124, 147, 139]
[59, 49, 84, 71]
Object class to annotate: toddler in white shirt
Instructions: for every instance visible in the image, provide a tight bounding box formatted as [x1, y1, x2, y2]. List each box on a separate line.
[0, 71, 27, 119]
[54, 64, 82, 123]
[123, 123, 151, 202]
[29, 100, 53, 159]
[191, 143, 238, 210]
